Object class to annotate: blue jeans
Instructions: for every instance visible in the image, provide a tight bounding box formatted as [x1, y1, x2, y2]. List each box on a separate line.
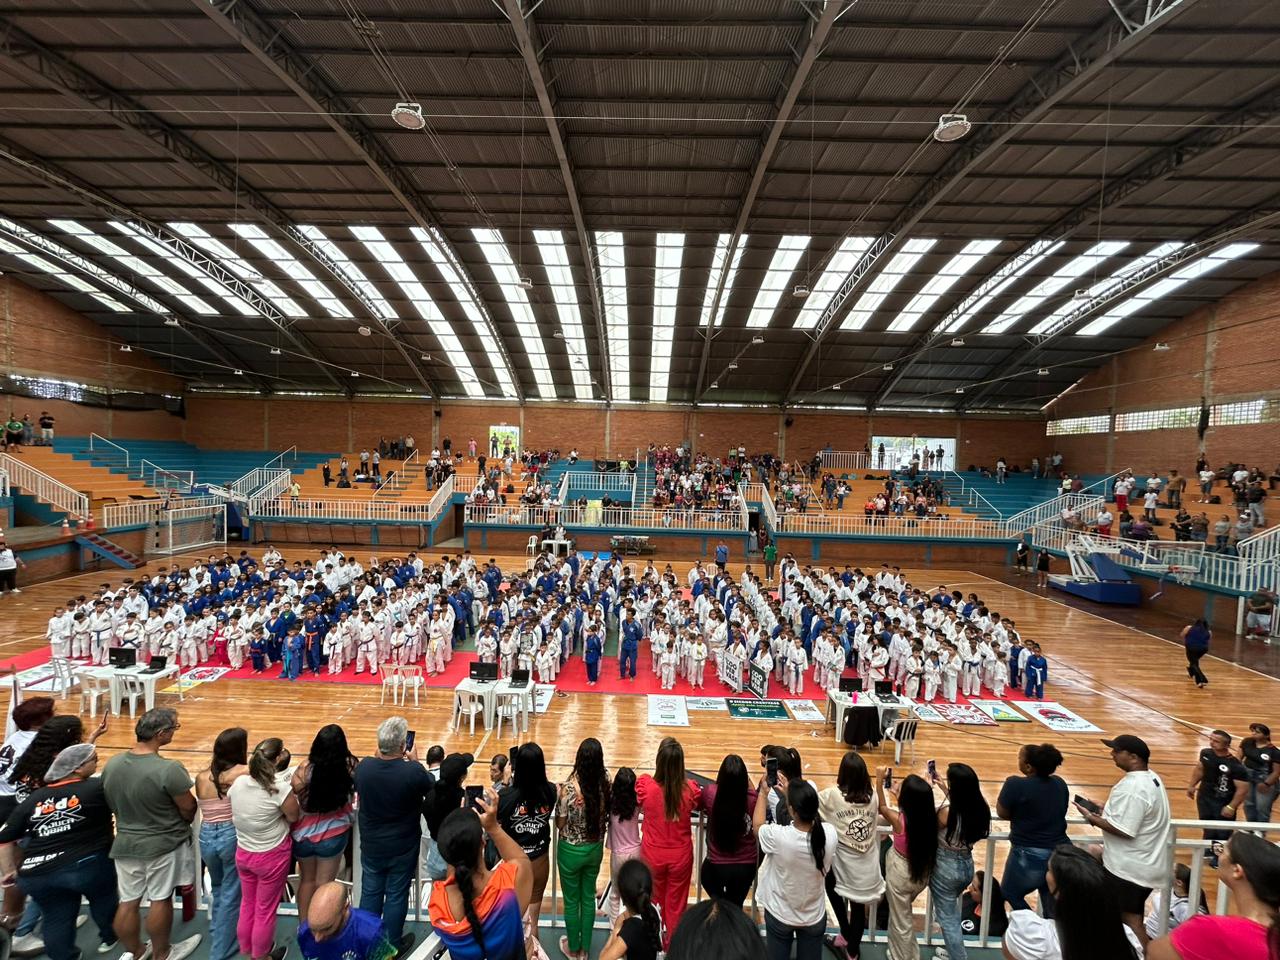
[1245, 768, 1277, 825]
[200, 820, 242, 960]
[763, 909, 825, 960]
[930, 848, 974, 960]
[1001, 844, 1055, 916]
[360, 845, 418, 946]
[619, 643, 637, 679]
[19, 851, 118, 960]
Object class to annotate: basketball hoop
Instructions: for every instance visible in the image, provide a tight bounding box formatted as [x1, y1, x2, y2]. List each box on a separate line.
[1169, 565, 1197, 586]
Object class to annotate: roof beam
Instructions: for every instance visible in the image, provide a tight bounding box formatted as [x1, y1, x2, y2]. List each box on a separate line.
[873, 79, 1280, 409]
[499, 0, 609, 402]
[780, 0, 1203, 404]
[692, 0, 843, 403]
[189, 0, 522, 402]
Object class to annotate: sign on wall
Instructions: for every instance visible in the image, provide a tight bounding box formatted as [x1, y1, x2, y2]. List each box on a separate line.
[488, 425, 520, 459]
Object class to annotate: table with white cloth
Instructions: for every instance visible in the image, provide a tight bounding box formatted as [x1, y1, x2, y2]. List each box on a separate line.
[827, 691, 905, 744]
[541, 538, 573, 557]
[452, 677, 497, 729]
[80, 662, 181, 715]
[493, 678, 535, 732]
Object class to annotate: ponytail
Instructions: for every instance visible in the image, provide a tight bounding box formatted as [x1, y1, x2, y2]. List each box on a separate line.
[808, 812, 827, 873]
[249, 737, 284, 794]
[454, 860, 487, 957]
[637, 888, 662, 953]
[618, 859, 662, 952]
[786, 779, 826, 872]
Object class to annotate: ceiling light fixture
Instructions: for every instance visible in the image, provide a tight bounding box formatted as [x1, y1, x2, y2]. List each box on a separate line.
[517, 276, 533, 290]
[933, 113, 972, 142]
[270, 347, 281, 355]
[357, 325, 372, 337]
[831, 383, 842, 390]
[1038, 367, 1049, 375]
[351, 370, 360, 377]
[118, 344, 132, 352]
[727, 362, 738, 370]
[710, 381, 719, 389]
[420, 353, 431, 361]
[955, 386, 966, 394]
[951, 338, 965, 347]
[1153, 342, 1171, 351]
[792, 283, 810, 298]
[553, 330, 564, 339]
[391, 102, 426, 130]
[233, 369, 243, 376]
[883, 363, 894, 371]
[751, 335, 765, 345]
[163, 317, 180, 327]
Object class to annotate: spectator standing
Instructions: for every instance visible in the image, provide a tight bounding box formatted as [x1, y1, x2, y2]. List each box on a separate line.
[297, 882, 395, 960]
[997, 744, 1068, 916]
[694, 754, 758, 909]
[1166, 470, 1186, 509]
[423, 752, 469, 882]
[1073, 735, 1171, 946]
[878, 773, 938, 960]
[636, 738, 701, 947]
[290, 724, 358, 923]
[929, 763, 991, 960]
[555, 738, 611, 960]
[497, 743, 557, 951]
[195, 728, 249, 960]
[229, 738, 299, 960]
[605, 768, 642, 925]
[354, 717, 434, 955]
[817, 752, 884, 960]
[1187, 730, 1250, 866]
[100, 708, 201, 960]
[1245, 586, 1276, 637]
[1237, 723, 1280, 825]
[36, 412, 54, 446]
[0, 543, 27, 595]
[1181, 619, 1212, 688]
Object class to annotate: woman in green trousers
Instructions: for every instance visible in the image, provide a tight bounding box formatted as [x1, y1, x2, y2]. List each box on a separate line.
[556, 737, 612, 960]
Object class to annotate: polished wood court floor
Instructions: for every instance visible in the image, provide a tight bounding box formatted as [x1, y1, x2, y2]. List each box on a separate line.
[1, 547, 1276, 826]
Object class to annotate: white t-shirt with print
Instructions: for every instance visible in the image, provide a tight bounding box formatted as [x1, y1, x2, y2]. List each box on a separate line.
[1101, 768, 1172, 890]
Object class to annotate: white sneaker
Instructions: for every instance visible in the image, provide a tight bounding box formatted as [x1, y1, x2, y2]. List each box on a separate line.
[10, 588, 19, 594]
[164, 933, 202, 960]
[11, 932, 45, 957]
[98, 941, 117, 954]
[119, 945, 152, 960]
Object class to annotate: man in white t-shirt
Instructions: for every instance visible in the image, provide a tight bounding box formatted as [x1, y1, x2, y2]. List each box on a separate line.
[1074, 734, 1171, 947]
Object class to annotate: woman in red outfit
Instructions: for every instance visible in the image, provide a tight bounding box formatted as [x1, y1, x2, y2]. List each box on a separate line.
[636, 737, 701, 948]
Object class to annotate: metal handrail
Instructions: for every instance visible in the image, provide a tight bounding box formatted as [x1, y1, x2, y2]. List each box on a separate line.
[262, 444, 298, 470]
[374, 449, 418, 495]
[0, 452, 90, 518]
[1001, 492, 1104, 535]
[88, 433, 129, 468]
[138, 458, 193, 493]
[426, 473, 455, 522]
[103, 495, 225, 529]
[817, 450, 869, 472]
[0, 467, 8, 498]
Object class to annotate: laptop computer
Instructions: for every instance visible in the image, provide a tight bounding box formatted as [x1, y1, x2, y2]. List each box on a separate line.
[509, 668, 531, 688]
[469, 661, 499, 682]
[141, 655, 168, 674]
[838, 677, 863, 693]
[108, 647, 137, 669]
[873, 680, 899, 702]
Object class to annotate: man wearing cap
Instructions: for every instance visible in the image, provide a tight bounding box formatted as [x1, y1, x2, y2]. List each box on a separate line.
[353, 717, 434, 957]
[1074, 735, 1171, 947]
[1186, 729, 1249, 867]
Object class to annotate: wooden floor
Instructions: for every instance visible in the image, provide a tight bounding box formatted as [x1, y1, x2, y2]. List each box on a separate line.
[1, 546, 1275, 824]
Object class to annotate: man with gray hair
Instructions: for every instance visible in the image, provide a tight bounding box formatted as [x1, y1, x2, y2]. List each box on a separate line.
[353, 716, 434, 956]
[101, 708, 201, 960]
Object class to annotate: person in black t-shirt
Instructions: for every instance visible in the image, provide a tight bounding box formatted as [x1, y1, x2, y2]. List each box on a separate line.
[1237, 722, 1280, 825]
[960, 870, 1007, 938]
[496, 744, 557, 951]
[0, 743, 118, 960]
[600, 859, 662, 960]
[996, 743, 1069, 915]
[1186, 729, 1249, 864]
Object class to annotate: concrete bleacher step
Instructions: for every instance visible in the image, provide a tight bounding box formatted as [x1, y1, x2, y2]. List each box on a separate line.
[17, 447, 160, 502]
[52, 438, 332, 488]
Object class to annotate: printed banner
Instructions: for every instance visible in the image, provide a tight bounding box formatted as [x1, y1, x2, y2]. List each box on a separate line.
[12, 663, 61, 693]
[160, 666, 230, 693]
[747, 661, 770, 700]
[534, 684, 555, 714]
[1017, 700, 1102, 733]
[646, 694, 690, 727]
[726, 697, 790, 721]
[912, 703, 946, 723]
[970, 699, 1031, 723]
[787, 700, 827, 723]
[932, 703, 998, 726]
[685, 697, 728, 711]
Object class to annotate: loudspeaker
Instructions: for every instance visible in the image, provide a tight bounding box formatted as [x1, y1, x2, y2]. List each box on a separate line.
[784, 416, 794, 427]
[433, 410, 442, 418]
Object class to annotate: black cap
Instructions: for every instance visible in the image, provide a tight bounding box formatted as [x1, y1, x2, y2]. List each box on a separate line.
[440, 752, 474, 781]
[1101, 735, 1150, 762]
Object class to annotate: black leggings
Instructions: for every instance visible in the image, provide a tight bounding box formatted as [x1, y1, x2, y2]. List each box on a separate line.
[1186, 647, 1208, 685]
[825, 870, 868, 957]
[699, 857, 757, 909]
[0, 569, 15, 591]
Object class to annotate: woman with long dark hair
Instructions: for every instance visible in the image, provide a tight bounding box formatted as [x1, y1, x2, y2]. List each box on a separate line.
[194, 727, 248, 960]
[666, 898, 767, 960]
[1003, 844, 1139, 960]
[636, 737, 701, 947]
[878, 772, 938, 960]
[997, 744, 1068, 917]
[7, 715, 106, 799]
[229, 737, 299, 960]
[752, 777, 835, 960]
[1237, 722, 1280, 826]
[930, 763, 991, 960]
[497, 742, 558, 952]
[818, 751, 884, 960]
[289, 724, 357, 921]
[694, 754, 758, 908]
[599, 859, 663, 960]
[607, 768, 642, 924]
[556, 738, 611, 960]
[429, 792, 533, 960]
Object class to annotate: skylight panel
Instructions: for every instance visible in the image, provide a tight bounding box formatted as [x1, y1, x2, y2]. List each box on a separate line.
[411, 227, 518, 398]
[1027, 242, 1184, 335]
[886, 239, 999, 333]
[469, 228, 555, 399]
[351, 225, 483, 398]
[297, 225, 396, 323]
[699, 233, 747, 328]
[532, 229, 593, 400]
[793, 236, 874, 330]
[745, 235, 809, 328]
[168, 222, 306, 317]
[982, 240, 1129, 334]
[106, 222, 257, 316]
[47, 219, 216, 315]
[840, 238, 937, 330]
[937, 239, 1065, 334]
[228, 223, 351, 319]
[1078, 243, 1259, 336]
[596, 231, 631, 401]
[650, 233, 684, 403]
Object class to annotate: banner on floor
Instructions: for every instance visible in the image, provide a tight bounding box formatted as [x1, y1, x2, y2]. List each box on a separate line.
[646, 694, 690, 727]
[932, 703, 998, 726]
[747, 661, 770, 699]
[787, 700, 826, 723]
[912, 703, 946, 722]
[11, 663, 60, 693]
[726, 697, 790, 721]
[1017, 700, 1102, 733]
[970, 699, 1031, 723]
[685, 697, 727, 711]
[160, 666, 230, 693]
[534, 684, 555, 714]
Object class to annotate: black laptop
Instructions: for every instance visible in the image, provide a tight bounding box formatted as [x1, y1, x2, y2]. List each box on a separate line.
[141, 655, 168, 674]
[509, 668, 531, 688]
[108, 648, 137, 669]
[873, 680, 899, 702]
[469, 661, 499, 682]
[838, 677, 863, 693]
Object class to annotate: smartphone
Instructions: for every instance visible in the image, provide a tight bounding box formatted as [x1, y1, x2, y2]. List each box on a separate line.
[405, 730, 416, 753]
[465, 784, 485, 810]
[765, 757, 779, 787]
[883, 768, 893, 791]
[509, 745, 519, 770]
[1074, 794, 1102, 815]
[927, 759, 938, 782]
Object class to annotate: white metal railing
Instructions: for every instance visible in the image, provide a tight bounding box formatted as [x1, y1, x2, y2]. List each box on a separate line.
[0, 452, 90, 518]
[1239, 520, 1280, 565]
[561, 471, 635, 493]
[557, 470, 570, 505]
[465, 503, 585, 526]
[229, 467, 289, 499]
[818, 450, 869, 472]
[1001, 492, 1104, 535]
[88, 433, 129, 467]
[0, 467, 8, 498]
[262, 444, 297, 469]
[138, 458, 193, 493]
[943, 471, 1004, 519]
[426, 472, 455, 522]
[102, 495, 225, 529]
[464, 501, 750, 532]
[250, 495, 441, 524]
[774, 509, 1007, 539]
[375, 449, 418, 496]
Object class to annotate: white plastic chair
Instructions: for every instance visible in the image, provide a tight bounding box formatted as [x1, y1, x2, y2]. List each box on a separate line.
[50, 658, 78, 699]
[399, 665, 425, 707]
[120, 675, 147, 719]
[884, 717, 919, 765]
[526, 535, 538, 558]
[494, 691, 521, 738]
[379, 664, 402, 705]
[453, 690, 486, 734]
[76, 671, 111, 719]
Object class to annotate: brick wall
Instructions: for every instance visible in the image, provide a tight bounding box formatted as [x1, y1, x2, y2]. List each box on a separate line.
[524, 404, 606, 454]
[611, 408, 691, 453]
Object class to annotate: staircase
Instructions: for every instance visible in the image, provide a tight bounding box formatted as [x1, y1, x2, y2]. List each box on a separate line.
[75, 532, 145, 569]
[53, 438, 332, 488]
